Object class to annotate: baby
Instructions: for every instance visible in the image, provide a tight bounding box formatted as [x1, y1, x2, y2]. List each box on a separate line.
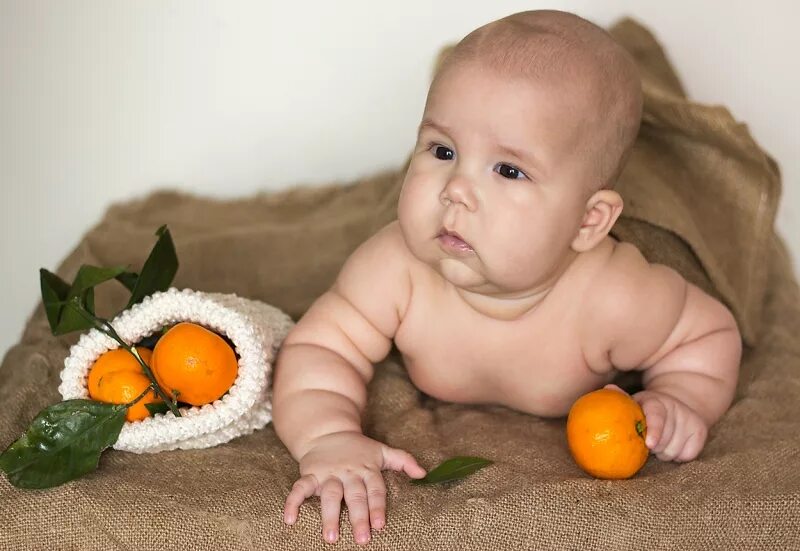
[272, 9, 742, 546]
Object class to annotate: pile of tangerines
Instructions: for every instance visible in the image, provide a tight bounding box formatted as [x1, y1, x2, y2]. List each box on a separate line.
[87, 322, 238, 422]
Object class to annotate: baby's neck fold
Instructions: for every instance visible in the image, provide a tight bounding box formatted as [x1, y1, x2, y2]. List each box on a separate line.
[451, 250, 580, 321]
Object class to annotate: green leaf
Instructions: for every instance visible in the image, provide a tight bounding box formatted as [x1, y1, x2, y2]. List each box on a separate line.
[53, 298, 97, 336]
[144, 402, 169, 416]
[83, 287, 96, 316]
[115, 271, 139, 293]
[67, 265, 131, 319]
[125, 225, 178, 310]
[40, 269, 70, 333]
[68, 265, 129, 298]
[40, 266, 124, 335]
[144, 400, 191, 416]
[0, 400, 126, 489]
[411, 456, 493, 485]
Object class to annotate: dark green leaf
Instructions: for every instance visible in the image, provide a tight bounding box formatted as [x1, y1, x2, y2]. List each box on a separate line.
[0, 400, 126, 489]
[144, 401, 192, 416]
[41, 266, 120, 335]
[83, 287, 96, 316]
[115, 271, 139, 293]
[125, 226, 178, 310]
[411, 456, 493, 485]
[53, 298, 97, 336]
[40, 269, 70, 333]
[68, 265, 129, 298]
[144, 402, 169, 416]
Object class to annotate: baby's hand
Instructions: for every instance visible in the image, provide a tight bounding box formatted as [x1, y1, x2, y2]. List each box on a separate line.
[606, 384, 709, 462]
[635, 389, 709, 462]
[283, 431, 426, 545]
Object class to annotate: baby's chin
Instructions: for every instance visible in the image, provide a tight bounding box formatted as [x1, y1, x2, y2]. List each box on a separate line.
[431, 252, 563, 296]
[434, 257, 493, 291]
[406, 238, 495, 291]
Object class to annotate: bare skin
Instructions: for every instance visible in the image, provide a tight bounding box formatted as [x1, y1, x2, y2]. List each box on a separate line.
[271, 10, 742, 546]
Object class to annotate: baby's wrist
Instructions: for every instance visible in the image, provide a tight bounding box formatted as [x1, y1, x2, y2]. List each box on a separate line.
[298, 429, 364, 459]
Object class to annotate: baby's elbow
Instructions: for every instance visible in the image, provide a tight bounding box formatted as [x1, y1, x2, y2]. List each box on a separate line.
[701, 315, 742, 414]
[713, 304, 743, 379]
[721, 322, 743, 397]
[689, 292, 742, 386]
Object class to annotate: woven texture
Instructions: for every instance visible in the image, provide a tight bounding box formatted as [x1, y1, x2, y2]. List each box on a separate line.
[1, 17, 798, 550]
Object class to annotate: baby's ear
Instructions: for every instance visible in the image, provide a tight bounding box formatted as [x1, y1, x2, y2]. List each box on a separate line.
[571, 190, 624, 253]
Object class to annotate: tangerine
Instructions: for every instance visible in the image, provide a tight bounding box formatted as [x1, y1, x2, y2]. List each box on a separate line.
[151, 322, 238, 406]
[566, 387, 649, 479]
[87, 347, 152, 398]
[87, 347, 161, 422]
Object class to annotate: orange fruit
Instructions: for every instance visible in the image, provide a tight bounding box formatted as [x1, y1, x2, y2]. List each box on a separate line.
[566, 388, 649, 479]
[151, 322, 238, 406]
[93, 371, 161, 422]
[87, 347, 161, 422]
[87, 348, 152, 397]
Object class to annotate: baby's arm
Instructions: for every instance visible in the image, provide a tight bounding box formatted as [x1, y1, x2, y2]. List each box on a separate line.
[271, 222, 424, 545]
[582, 244, 742, 462]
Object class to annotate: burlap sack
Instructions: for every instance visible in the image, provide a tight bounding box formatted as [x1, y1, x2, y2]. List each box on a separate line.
[1, 17, 798, 550]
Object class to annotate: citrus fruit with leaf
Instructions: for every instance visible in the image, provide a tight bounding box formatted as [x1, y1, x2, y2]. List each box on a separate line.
[87, 347, 161, 422]
[566, 387, 648, 479]
[151, 322, 238, 406]
[0, 226, 178, 490]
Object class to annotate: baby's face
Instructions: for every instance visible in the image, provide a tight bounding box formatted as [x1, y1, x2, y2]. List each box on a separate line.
[398, 62, 597, 297]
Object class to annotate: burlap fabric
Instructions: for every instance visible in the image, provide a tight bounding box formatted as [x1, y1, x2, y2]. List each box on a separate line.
[1, 18, 798, 550]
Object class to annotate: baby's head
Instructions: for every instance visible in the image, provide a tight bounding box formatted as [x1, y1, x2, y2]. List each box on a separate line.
[398, 10, 642, 299]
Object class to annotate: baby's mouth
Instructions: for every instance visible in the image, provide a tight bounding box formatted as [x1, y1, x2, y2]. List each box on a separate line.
[437, 228, 474, 253]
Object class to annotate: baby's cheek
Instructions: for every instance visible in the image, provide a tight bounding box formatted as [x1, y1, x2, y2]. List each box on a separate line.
[399, 183, 438, 233]
[398, 178, 427, 218]
[484, 234, 549, 286]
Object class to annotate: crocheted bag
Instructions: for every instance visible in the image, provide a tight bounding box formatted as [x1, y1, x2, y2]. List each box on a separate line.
[57, 288, 295, 454]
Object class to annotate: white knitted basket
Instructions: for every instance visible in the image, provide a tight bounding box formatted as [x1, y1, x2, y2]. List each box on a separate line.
[58, 288, 295, 454]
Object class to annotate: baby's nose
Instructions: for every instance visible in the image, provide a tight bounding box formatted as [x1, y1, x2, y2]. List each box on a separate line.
[440, 174, 477, 211]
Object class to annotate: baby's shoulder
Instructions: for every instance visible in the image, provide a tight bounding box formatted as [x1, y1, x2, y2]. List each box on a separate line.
[343, 221, 413, 268]
[583, 239, 688, 325]
[591, 240, 686, 297]
[578, 239, 689, 372]
[333, 220, 415, 311]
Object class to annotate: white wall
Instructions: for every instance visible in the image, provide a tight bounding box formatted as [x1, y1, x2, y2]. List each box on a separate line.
[2, 1, 798, 360]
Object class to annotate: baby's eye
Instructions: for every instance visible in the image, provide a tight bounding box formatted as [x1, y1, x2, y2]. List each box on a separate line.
[495, 163, 527, 180]
[429, 144, 454, 161]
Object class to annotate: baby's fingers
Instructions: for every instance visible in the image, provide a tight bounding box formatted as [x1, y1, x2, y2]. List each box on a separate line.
[320, 478, 344, 543]
[343, 475, 372, 545]
[638, 397, 668, 450]
[284, 475, 318, 525]
[658, 428, 692, 462]
[364, 470, 387, 531]
[381, 446, 427, 479]
[675, 425, 708, 462]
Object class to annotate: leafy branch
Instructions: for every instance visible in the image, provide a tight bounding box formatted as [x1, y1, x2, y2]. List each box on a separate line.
[0, 225, 179, 488]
